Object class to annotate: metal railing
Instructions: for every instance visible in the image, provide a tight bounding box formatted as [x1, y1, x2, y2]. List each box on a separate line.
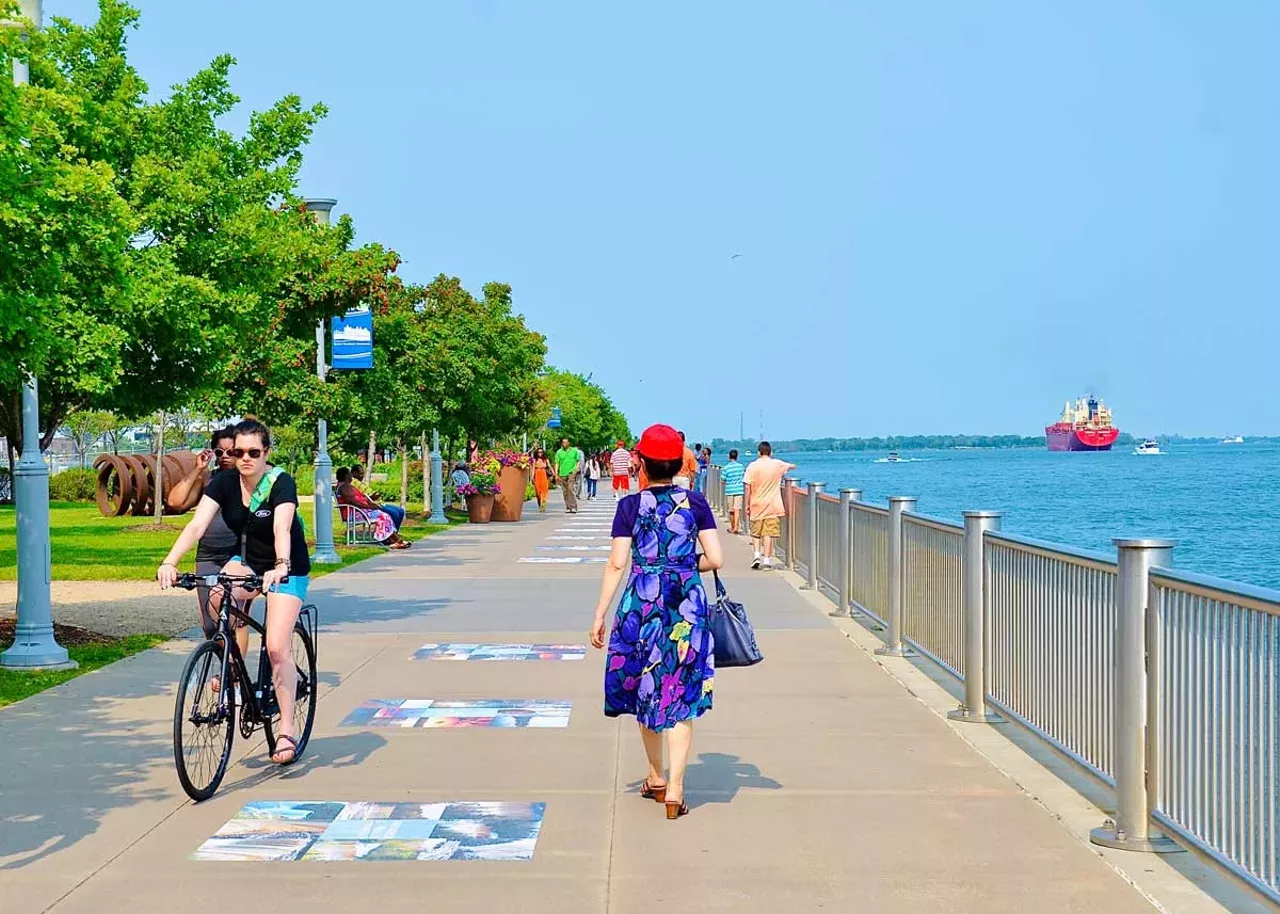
[901, 512, 965, 676]
[986, 532, 1119, 780]
[1148, 568, 1279, 898]
[696, 476, 1279, 904]
[814, 492, 843, 600]
[790, 485, 810, 577]
[850, 503, 889, 621]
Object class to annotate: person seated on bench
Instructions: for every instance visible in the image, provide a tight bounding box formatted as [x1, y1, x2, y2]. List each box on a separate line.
[335, 467, 410, 549]
[351, 464, 406, 531]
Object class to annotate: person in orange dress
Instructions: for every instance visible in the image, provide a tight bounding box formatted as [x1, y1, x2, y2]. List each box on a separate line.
[532, 448, 551, 512]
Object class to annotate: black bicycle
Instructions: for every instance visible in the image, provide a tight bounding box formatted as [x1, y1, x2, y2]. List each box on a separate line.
[170, 572, 318, 801]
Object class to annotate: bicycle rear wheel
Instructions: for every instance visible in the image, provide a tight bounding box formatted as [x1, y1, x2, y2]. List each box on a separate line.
[264, 622, 317, 762]
[173, 639, 235, 801]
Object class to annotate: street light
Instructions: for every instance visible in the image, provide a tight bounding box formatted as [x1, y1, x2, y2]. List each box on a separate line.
[303, 197, 340, 565]
[1, 0, 73, 670]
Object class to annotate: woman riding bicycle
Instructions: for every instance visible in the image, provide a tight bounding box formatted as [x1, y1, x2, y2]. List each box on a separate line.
[157, 418, 311, 765]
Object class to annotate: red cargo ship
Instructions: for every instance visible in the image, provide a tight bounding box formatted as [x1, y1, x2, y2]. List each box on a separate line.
[1046, 395, 1120, 451]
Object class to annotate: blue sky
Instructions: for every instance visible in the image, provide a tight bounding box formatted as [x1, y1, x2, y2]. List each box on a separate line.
[47, 1, 1280, 439]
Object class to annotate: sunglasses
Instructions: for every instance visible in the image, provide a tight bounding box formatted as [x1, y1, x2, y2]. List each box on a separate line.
[229, 448, 266, 459]
[212, 448, 233, 457]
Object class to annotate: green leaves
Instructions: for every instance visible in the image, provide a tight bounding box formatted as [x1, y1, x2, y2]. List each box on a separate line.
[533, 369, 632, 452]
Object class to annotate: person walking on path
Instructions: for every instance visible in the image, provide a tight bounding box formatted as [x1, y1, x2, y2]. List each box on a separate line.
[586, 454, 602, 499]
[695, 446, 711, 493]
[721, 448, 747, 535]
[532, 448, 552, 512]
[743, 441, 795, 570]
[554, 437, 584, 513]
[610, 440, 632, 499]
[674, 431, 698, 489]
[590, 423, 723, 820]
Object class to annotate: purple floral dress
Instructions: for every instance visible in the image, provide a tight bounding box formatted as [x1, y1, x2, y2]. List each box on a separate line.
[605, 486, 716, 731]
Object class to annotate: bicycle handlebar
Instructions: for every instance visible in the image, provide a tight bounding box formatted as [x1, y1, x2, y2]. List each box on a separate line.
[171, 571, 288, 591]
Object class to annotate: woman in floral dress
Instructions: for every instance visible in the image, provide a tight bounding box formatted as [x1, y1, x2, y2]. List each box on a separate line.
[590, 424, 724, 819]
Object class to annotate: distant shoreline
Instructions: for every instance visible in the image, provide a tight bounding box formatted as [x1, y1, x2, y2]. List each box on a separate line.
[707, 434, 1278, 453]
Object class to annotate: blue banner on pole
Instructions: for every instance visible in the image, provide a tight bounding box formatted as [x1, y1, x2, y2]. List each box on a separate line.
[330, 306, 374, 370]
[547, 407, 562, 429]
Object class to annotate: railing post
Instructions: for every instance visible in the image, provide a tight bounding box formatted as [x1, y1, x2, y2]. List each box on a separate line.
[1090, 538, 1181, 854]
[830, 488, 858, 617]
[875, 496, 917, 657]
[784, 476, 799, 571]
[949, 511, 1004, 723]
[802, 481, 824, 589]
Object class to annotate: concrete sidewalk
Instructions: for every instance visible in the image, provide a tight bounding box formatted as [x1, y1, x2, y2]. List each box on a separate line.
[0, 492, 1162, 912]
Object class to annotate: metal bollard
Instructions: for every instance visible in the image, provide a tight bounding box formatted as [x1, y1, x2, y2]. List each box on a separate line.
[875, 496, 917, 657]
[831, 488, 859, 617]
[1090, 539, 1181, 853]
[949, 511, 1004, 723]
[784, 476, 799, 571]
[802, 482, 825, 589]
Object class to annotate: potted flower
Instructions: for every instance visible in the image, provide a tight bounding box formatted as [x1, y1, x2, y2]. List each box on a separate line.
[482, 449, 532, 522]
[458, 471, 501, 524]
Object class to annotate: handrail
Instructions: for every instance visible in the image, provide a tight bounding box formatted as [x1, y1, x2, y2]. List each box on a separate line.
[850, 500, 890, 518]
[902, 510, 964, 535]
[985, 529, 1116, 572]
[1150, 565, 1280, 618]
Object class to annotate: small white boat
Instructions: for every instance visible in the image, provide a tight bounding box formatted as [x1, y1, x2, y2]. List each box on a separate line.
[1222, 435, 1244, 444]
[885, 451, 901, 463]
[1135, 439, 1160, 455]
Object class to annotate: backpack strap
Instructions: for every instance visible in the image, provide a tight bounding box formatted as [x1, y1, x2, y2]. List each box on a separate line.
[248, 467, 284, 513]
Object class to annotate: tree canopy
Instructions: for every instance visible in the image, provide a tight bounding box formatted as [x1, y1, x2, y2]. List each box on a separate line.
[2, 0, 624, 472]
[534, 369, 631, 452]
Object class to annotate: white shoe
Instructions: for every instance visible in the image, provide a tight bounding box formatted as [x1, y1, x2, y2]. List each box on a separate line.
[750, 556, 762, 570]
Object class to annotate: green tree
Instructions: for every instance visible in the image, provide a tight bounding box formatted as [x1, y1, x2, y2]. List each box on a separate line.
[61, 410, 117, 467]
[533, 369, 632, 452]
[0, 0, 378, 453]
[0, 0, 135, 449]
[404, 276, 547, 447]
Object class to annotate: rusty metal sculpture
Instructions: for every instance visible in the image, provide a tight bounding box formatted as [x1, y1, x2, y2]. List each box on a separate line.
[94, 451, 206, 517]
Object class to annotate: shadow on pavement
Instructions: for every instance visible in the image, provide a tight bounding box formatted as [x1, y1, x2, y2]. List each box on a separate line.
[684, 751, 782, 808]
[235, 731, 388, 782]
[0, 649, 181, 869]
[622, 751, 782, 810]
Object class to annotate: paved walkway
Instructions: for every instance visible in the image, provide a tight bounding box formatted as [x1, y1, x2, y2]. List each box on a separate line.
[0, 492, 1161, 913]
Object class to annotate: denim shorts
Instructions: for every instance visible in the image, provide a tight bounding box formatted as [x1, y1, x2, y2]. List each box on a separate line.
[229, 556, 310, 601]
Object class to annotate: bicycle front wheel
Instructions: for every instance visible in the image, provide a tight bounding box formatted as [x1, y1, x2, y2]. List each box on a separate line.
[264, 622, 317, 762]
[173, 639, 235, 802]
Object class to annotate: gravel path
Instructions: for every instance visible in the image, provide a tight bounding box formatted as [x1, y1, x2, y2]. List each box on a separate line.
[0, 581, 199, 637]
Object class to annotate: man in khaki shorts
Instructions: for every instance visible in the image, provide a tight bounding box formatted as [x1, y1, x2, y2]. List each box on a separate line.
[743, 441, 795, 570]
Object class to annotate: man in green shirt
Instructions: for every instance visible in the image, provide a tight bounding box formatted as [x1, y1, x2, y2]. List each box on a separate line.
[553, 437, 584, 513]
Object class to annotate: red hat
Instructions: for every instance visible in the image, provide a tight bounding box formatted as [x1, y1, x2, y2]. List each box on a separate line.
[637, 424, 683, 460]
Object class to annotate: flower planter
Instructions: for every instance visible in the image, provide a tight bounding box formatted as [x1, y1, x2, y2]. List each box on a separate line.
[466, 493, 495, 524]
[491, 466, 529, 522]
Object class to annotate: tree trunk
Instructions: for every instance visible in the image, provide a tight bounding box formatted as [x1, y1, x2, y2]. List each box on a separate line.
[421, 431, 430, 515]
[368, 429, 377, 468]
[153, 411, 166, 522]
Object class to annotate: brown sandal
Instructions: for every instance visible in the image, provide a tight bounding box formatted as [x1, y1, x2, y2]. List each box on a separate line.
[665, 799, 688, 820]
[271, 734, 298, 765]
[640, 779, 667, 802]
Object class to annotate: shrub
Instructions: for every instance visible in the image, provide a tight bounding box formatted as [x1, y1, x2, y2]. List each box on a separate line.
[50, 467, 97, 502]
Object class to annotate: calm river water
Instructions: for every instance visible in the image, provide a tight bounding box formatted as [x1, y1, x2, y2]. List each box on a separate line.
[775, 442, 1280, 589]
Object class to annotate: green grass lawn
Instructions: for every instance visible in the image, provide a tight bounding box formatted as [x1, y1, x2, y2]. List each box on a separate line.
[0, 632, 169, 709]
[0, 503, 466, 581]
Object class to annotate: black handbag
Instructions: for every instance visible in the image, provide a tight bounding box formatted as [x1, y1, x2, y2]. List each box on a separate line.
[709, 572, 763, 667]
